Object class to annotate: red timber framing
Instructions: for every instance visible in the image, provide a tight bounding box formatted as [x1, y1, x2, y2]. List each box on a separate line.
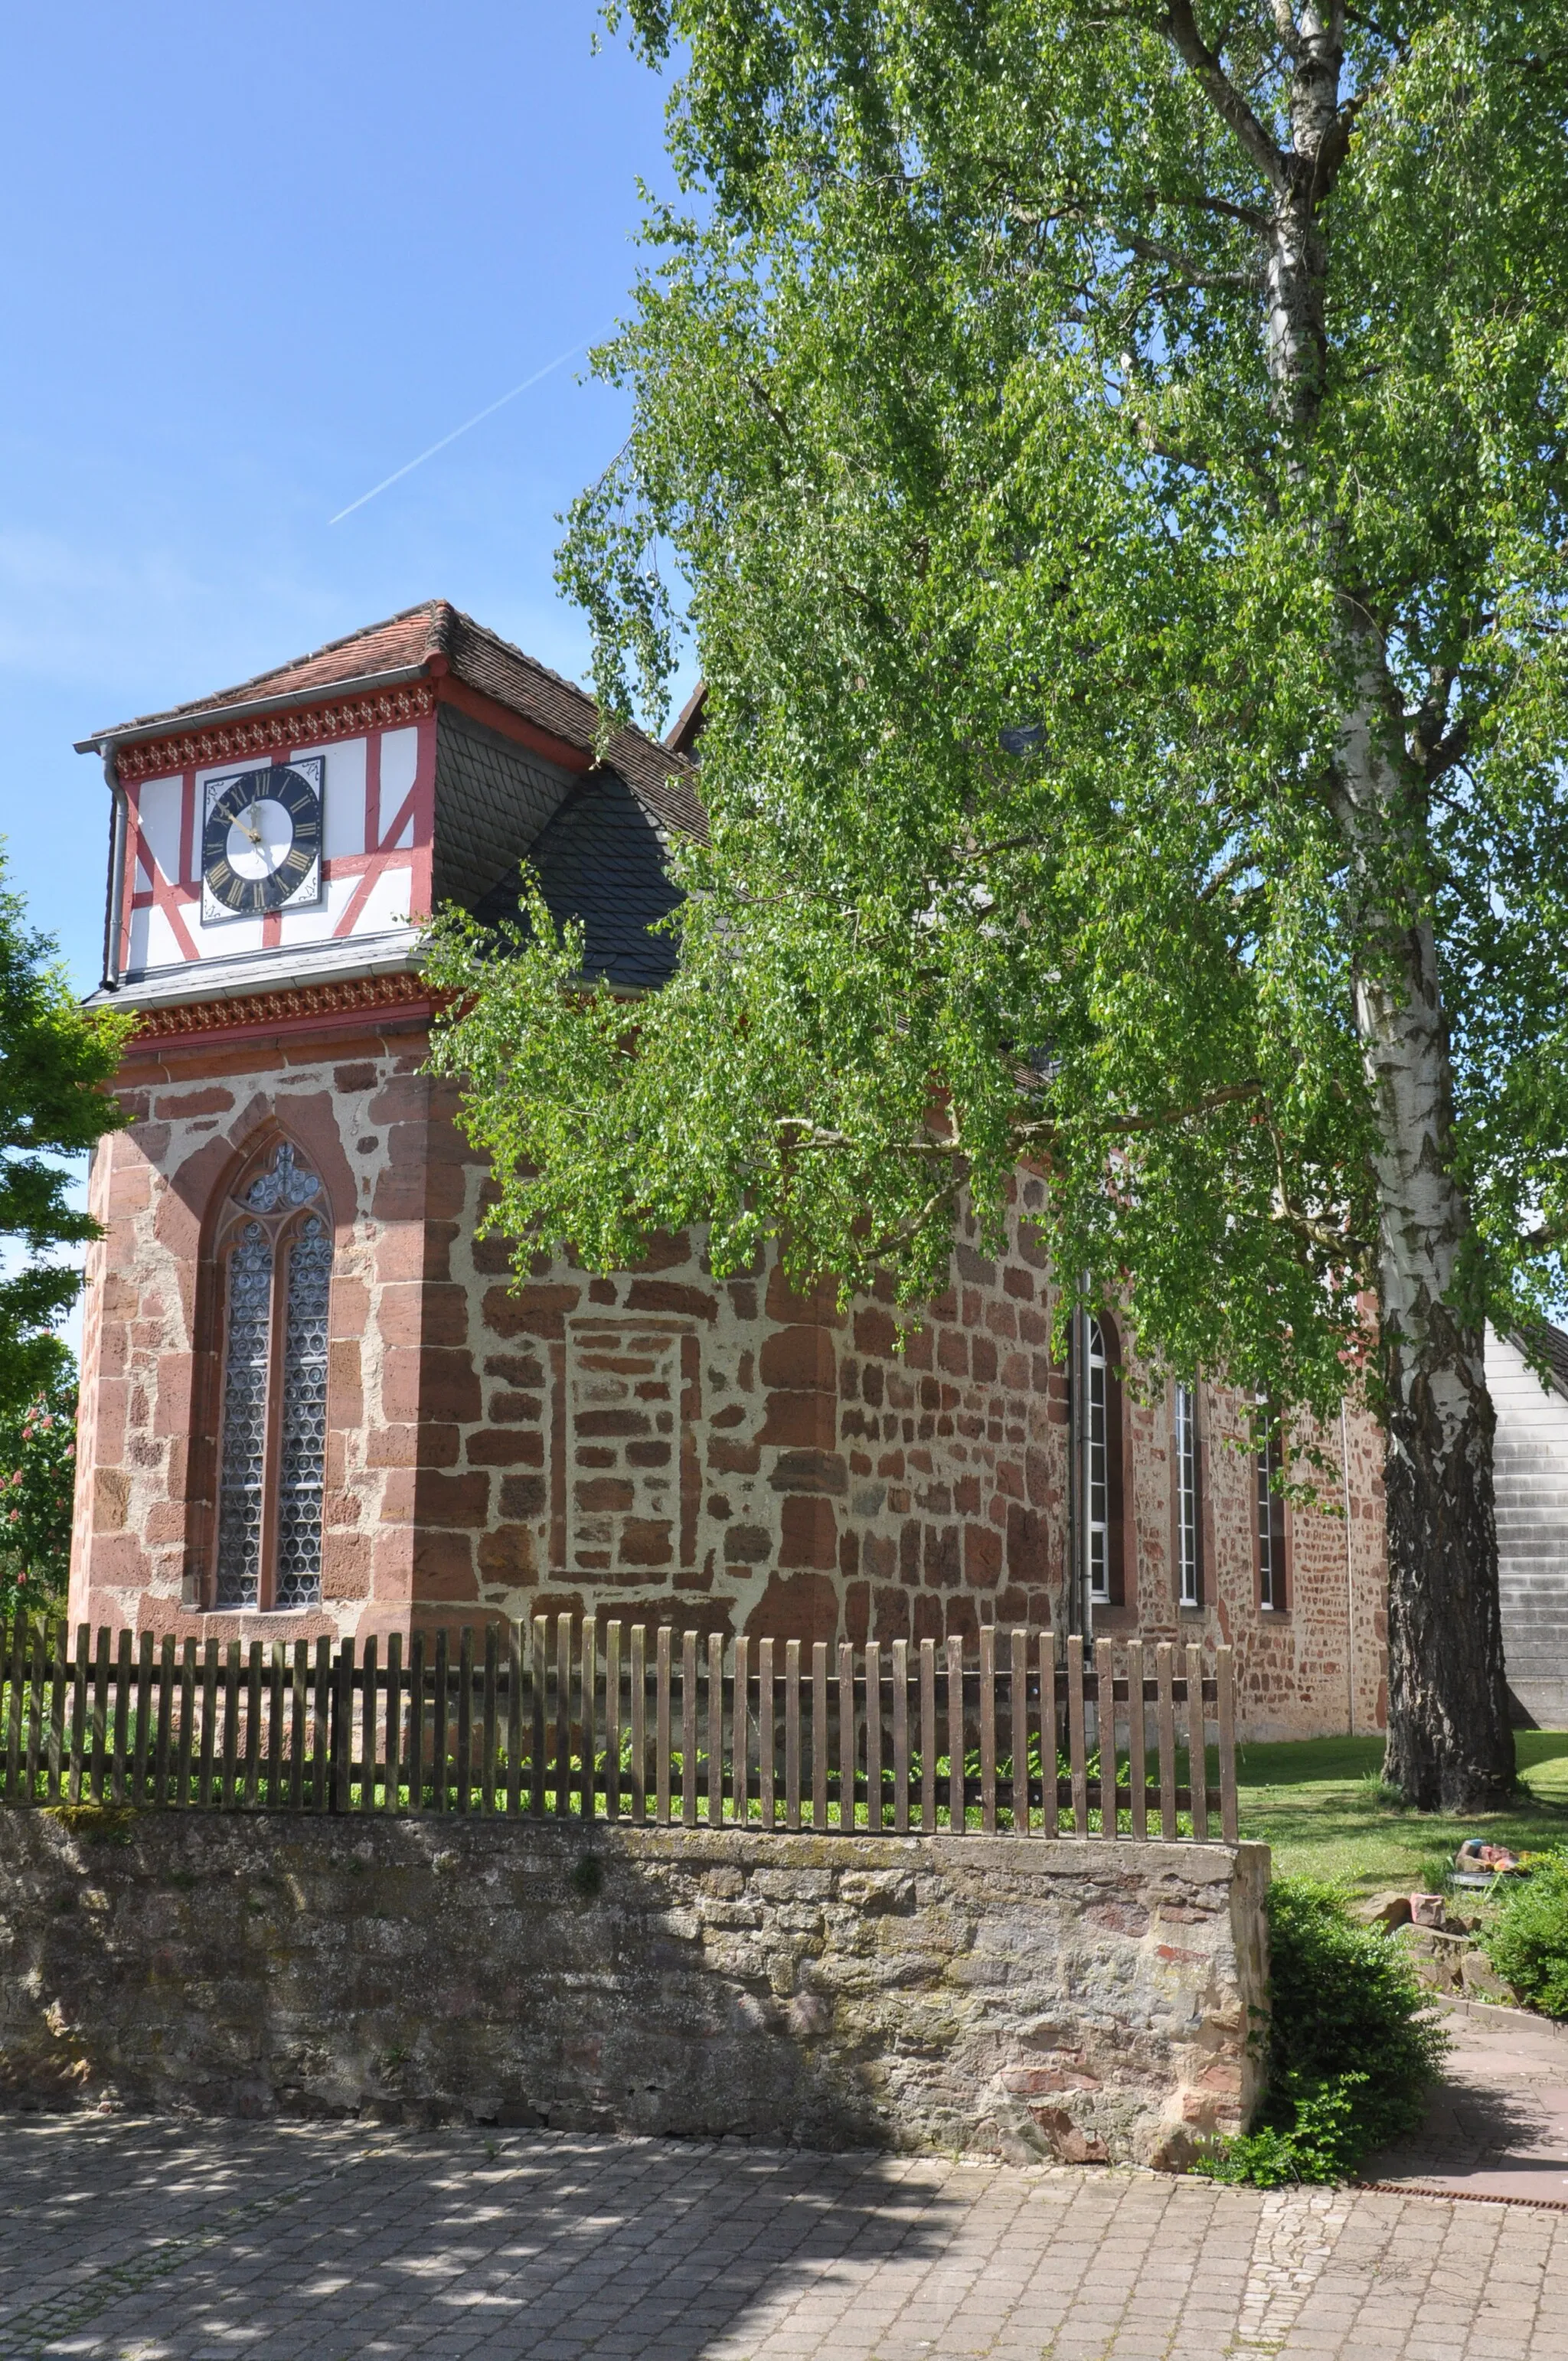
[108, 665, 599, 980]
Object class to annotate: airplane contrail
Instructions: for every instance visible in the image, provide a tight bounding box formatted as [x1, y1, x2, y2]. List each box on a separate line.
[328, 338, 590, 524]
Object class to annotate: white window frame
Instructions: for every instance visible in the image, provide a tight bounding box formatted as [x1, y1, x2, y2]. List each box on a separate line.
[1087, 1317, 1110, 1604]
[1175, 1382, 1201, 1608]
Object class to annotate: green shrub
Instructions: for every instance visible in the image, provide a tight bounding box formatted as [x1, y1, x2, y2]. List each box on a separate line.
[1193, 1877, 1447, 2186]
[0, 1360, 77, 1618]
[1480, 1851, 1568, 2017]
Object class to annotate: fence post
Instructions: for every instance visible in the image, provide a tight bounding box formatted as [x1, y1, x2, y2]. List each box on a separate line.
[1217, 1645, 1239, 1842]
[480, 1626, 498, 1817]
[505, 1621, 522, 1818]
[946, 1635, 965, 1832]
[707, 1631, 724, 1830]
[583, 1616, 598, 1824]
[386, 1632, 405, 1816]
[865, 1642, 883, 1834]
[920, 1638, 936, 1832]
[556, 1617, 573, 1821]
[175, 1638, 198, 1808]
[836, 1640, 854, 1833]
[531, 1617, 547, 1817]
[220, 1640, 242, 1807]
[1127, 1640, 1147, 1842]
[197, 1638, 218, 1808]
[978, 1627, 997, 1834]
[112, 1628, 132, 1807]
[656, 1625, 673, 1827]
[243, 1641, 263, 1808]
[1009, 1628, 1028, 1836]
[1066, 1634, 1088, 1837]
[629, 1624, 646, 1824]
[1187, 1643, 1208, 1842]
[333, 1638, 356, 1812]
[892, 1638, 910, 1835]
[451, 1628, 469, 1817]
[731, 1634, 749, 1828]
[756, 1637, 775, 1830]
[90, 1627, 110, 1805]
[783, 1638, 802, 1832]
[1095, 1638, 1117, 1840]
[1155, 1641, 1178, 1840]
[409, 1630, 427, 1816]
[1040, 1632, 1058, 1837]
[683, 1629, 700, 1830]
[812, 1641, 830, 1831]
[2, 1616, 21, 1803]
[67, 1623, 90, 1805]
[358, 1635, 378, 1815]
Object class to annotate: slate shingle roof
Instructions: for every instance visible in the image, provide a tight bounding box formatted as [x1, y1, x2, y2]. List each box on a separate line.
[472, 772, 684, 992]
[433, 709, 577, 914]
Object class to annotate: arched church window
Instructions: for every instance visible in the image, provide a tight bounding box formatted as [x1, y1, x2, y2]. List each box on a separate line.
[213, 1141, 332, 1610]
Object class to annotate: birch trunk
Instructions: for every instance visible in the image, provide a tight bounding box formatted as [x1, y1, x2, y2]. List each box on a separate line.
[1334, 700, 1514, 1809]
[1245, 10, 1516, 1806]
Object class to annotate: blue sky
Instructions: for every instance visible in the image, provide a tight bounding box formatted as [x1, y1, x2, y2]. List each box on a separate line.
[0, 0, 681, 994]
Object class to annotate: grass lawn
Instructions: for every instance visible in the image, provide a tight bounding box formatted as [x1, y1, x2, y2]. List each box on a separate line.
[1233, 1730, 1568, 1891]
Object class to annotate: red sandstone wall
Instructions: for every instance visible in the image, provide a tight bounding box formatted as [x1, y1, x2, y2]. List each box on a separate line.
[69, 1023, 1387, 1738]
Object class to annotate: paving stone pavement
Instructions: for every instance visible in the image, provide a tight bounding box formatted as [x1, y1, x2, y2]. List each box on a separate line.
[0, 2115, 1566, 2361]
[1370, 2000, 1568, 2204]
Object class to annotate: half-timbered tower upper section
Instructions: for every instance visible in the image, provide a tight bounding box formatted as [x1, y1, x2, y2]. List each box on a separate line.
[79, 599, 702, 1012]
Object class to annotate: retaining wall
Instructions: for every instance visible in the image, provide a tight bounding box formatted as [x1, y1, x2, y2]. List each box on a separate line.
[0, 1815, 1268, 2168]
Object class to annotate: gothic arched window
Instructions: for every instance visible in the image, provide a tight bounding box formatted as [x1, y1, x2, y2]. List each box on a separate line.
[213, 1141, 332, 1610]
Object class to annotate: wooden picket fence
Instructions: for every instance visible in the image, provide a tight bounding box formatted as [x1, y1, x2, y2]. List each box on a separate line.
[0, 1616, 1238, 1843]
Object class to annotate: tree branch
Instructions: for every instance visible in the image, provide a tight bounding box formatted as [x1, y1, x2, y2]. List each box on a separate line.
[1122, 230, 1256, 290]
[1158, 3, 1289, 195]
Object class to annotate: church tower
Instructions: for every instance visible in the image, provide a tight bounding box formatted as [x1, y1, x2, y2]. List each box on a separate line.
[70, 602, 702, 1641]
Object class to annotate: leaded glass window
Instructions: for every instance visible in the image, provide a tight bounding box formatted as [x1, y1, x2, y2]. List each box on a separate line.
[1087, 1318, 1110, 1604]
[214, 1224, 272, 1608]
[212, 1141, 331, 1610]
[1256, 1403, 1287, 1610]
[1175, 1383, 1201, 1608]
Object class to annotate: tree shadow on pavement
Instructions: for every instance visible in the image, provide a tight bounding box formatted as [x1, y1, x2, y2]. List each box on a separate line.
[0, 2116, 965, 2361]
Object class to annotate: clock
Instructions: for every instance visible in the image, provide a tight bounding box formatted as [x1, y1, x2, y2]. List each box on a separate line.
[201, 759, 325, 921]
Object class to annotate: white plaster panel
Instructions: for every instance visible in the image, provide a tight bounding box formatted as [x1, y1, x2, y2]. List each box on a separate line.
[377, 728, 419, 847]
[188, 908, 264, 959]
[135, 775, 185, 889]
[318, 737, 368, 860]
[349, 863, 416, 935]
[142, 903, 192, 972]
[278, 870, 371, 948]
[126, 901, 152, 972]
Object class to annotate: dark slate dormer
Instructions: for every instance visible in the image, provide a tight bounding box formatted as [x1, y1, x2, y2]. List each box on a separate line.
[473, 770, 684, 992]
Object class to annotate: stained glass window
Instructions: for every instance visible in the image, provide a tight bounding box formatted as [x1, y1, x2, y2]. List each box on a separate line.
[215, 1223, 272, 1608]
[276, 1216, 332, 1608]
[212, 1142, 331, 1609]
[1087, 1318, 1109, 1603]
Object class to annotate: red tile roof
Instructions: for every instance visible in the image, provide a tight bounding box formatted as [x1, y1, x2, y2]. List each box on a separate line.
[83, 599, 704, 838]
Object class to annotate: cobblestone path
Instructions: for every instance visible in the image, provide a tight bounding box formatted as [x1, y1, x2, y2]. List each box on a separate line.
[0, 2117, 1564, 2361]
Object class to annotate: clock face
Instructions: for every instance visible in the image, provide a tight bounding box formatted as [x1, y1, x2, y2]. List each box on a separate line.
[201, 759, 324, 921]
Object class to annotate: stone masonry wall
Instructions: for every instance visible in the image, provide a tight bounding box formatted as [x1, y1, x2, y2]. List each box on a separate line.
[70, 1014, 446, 1644]
[71, 1019, 1387, 1739]
[0, 1813, 1269, 2170]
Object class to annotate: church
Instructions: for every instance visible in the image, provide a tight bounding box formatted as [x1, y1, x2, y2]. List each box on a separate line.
[67, 599, 1408, 1740]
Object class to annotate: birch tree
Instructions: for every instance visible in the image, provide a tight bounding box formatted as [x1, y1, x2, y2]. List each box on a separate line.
[428, 2, 1568, 1807]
